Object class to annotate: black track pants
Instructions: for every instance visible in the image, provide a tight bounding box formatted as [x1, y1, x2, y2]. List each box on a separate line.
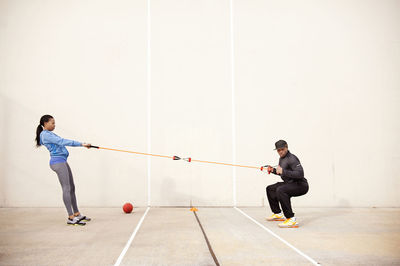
[266, 181, 309, 219]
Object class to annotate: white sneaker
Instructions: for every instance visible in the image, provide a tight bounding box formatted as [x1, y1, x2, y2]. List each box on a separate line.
[278, 217, 299, 228]
[75, 214, 91, 222]
[67, 217, 86, 226]
[266, 213, 285, 221]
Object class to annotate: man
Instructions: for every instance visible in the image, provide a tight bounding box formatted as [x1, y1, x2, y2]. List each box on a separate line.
[265, 140, 309, 228]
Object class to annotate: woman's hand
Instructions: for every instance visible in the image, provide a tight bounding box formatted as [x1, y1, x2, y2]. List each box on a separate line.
[82, 143, 91, 149]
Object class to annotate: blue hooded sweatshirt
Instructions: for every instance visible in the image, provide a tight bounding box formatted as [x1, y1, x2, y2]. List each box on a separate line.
[40, 130, 82, 165]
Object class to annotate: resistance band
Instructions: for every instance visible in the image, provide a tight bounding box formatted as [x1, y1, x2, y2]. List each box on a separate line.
[89, 145, 276, 174]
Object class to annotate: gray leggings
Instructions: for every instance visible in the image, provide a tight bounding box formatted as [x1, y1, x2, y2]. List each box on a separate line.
[50, 162, 79, 216]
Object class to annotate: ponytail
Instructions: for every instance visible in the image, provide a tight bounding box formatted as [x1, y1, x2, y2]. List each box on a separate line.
[35, 114, 53, 147]
[35, 125, 43, 147]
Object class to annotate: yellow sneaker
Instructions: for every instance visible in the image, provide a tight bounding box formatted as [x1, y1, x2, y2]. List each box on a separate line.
[266, 213, 285, 221]
[278, 217, 299, 228]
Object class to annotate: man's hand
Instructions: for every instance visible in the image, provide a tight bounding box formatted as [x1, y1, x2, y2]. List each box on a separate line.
[276, 165, 283, 175]
[267, 165, 273, 174]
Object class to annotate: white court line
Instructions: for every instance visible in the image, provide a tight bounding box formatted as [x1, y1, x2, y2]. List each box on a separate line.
[229, 0, 237, 207]
[235, 207, 320, 265]
[146, 0, 152, 206]
[114, 207, 150, 266]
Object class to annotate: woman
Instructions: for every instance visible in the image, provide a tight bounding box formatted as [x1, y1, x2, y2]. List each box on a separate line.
[36, 114, 91, 226]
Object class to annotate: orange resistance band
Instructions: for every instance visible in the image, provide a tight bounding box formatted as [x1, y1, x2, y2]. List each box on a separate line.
[92, 146, 261, 170]
[98, 147, 173, 160]
[190, 159, 259, 170]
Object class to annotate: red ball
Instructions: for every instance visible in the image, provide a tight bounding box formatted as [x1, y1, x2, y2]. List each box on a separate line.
[123, 203, 133, 213]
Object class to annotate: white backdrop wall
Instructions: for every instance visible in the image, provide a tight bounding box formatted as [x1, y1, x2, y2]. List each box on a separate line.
[1, 0, 399, 208]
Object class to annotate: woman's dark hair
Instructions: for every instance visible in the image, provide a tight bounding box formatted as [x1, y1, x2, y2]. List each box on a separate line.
[35, 115, 53, 147]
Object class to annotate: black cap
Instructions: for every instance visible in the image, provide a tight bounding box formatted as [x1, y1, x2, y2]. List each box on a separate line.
[274, 140, 287, 150]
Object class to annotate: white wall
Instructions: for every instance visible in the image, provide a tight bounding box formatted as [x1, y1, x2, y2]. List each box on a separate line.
[0, 0, 149, 207]
[150, 0, 233, 206]
[234, 0, 400, 207]
[1, 0, 399, 208]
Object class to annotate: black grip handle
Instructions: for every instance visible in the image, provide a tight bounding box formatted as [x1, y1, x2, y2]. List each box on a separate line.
[89, 145, 99, 149]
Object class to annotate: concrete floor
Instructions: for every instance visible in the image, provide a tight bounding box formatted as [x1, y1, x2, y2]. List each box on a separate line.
[0, 207, 399, 265]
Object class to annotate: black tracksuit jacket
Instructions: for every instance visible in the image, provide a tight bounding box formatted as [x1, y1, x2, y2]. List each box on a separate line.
[272, 151, 308, 183]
